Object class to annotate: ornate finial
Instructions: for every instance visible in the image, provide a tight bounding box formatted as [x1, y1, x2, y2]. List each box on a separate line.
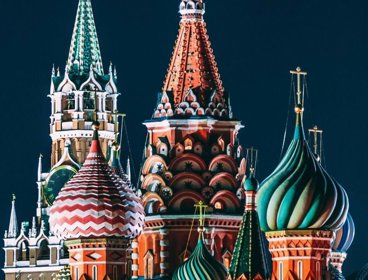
[308, 125, 323, 160]
[246, 147, 258, 176]
[57, 67, 60, 77]
[290, 67, 307, 113]
[109, 62, 113, 74]
[12, 194, 16, 203]
[114, 66, 117, 80]
[51, 64, 55, 77]
[194, 201, 208, 230]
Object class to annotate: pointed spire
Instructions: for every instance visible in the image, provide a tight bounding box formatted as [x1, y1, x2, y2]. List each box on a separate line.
[30, 217, 37, 238]
[51, 64, 56, 77]
[37, 154, 43, 182]
[7, 194, 18, 238]
[67, 0, 103, 76]
[163, 0, 224, 110]
[228, 156, 271, 280]
[126, 157, 131, 182]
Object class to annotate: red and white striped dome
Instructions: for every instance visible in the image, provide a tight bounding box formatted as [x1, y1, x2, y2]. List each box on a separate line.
[49, 124, 145, 240]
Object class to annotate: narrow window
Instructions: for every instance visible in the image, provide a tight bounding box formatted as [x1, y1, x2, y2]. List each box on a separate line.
[279, 262, 283, 280]
[316, 261, 321, 280]
[92, 265, 98, 280]
[75, 267, 79, 280]
[298, 261, 303, 279]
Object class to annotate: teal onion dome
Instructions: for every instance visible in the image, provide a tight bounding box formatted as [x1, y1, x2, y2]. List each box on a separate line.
[257, 112, 349, 232]
[244, 172, 259, 191]
[172, 231, 227, 280]
[333, 213, 355, 252]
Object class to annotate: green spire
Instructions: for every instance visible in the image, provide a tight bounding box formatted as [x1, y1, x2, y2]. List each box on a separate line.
[67, 0, 103, 76]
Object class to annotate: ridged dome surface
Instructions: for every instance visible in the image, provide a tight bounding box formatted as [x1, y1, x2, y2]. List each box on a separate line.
[333, 213, 355, 252]
[257, 113, 349, 232]
[49, 129, 145, 240]
[173, 233, 227, 280]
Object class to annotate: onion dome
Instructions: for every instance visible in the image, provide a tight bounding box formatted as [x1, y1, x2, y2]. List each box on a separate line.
[333, 213, 355, 252]
[172, 230, 227, 280]
[257, 68, 349, 232]
[229, 171, 270, 280]
[49, 123, 145, 240]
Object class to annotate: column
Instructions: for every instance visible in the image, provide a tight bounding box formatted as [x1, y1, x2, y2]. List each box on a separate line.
[131, 239, 139, 279]
[159, 228, 169, 277]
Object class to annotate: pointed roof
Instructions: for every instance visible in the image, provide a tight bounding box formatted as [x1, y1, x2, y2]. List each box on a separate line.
[229, 173, 270, 280]
[159, 0, 228, 118]
[67, 0, 103, 76]
[7, 194, 18, 238]
[49, 123, 145, 240]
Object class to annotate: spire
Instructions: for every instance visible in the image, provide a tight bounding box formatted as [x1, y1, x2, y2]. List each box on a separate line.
[126, 157, 131, 182]
[7, 194, 18, 238]
[229, 153, 271, 280]
[67, 0, 103, 76]
[162, 0, 224, 110]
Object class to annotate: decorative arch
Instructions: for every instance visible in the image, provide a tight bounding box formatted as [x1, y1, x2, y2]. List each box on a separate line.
[173, 143, 184, 157]
[169, 153, 207, 173]
[209, 172, 238, 190]
[222, 250, 232, 269]
[210, 190, 240, 213]
[142, 192, 165, 215]
[141, 174, 166, 192]
[37, 239, 49, 260]
[58, 77, 76, 93]
[168, 190, 205, 213]
[80, 73, 103, 91]
[144, 250, 154, 279]
[209, 154, 238, 174]
[17, 240, 30, 261]
[142, 155, 168, 175]
[170, 172, 206, 191]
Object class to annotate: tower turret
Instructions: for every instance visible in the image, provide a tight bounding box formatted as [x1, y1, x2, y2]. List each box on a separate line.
[49, 122, 145, 279]
[49, 0, 121, 167]
[7, 194, 18, 239]
[136, 0, 244, 278]
[228, 149, 270, 280]
[257, 68, 349, 280]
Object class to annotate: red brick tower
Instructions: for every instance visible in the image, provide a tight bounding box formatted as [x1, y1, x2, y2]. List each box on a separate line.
[135, 0, 246, 278]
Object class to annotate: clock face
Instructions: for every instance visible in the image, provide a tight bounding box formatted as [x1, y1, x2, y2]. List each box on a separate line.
[44, 166, 77, 206]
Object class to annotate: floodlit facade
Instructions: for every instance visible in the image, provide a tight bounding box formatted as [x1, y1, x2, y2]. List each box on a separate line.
[2, 0, 356, 279]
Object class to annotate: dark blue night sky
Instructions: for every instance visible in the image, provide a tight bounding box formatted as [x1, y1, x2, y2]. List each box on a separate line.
[0, 0, 367, 276]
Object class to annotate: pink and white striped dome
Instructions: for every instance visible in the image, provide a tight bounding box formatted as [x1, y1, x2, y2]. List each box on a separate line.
[49, 124, 144, 240]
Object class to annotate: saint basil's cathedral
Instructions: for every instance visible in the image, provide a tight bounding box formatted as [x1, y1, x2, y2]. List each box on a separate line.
[2, 0, 361, 279]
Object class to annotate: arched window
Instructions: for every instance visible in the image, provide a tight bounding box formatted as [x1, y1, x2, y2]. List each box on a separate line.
[316, 261, 321, 280]
[215, 201, 223, 210]
[298, 261, 303, 279]
[92, 265, 98, 280]
[184, 138, 193, 150]
[18, 241, 30, 261]
[279, 262, 283, 280]
[38, 240, 49, 260]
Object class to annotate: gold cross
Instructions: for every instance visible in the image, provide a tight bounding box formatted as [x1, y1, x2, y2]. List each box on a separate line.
[290, 67, 307, 106]
[308, 125, 323, 155]
[194, 201, 208, 228]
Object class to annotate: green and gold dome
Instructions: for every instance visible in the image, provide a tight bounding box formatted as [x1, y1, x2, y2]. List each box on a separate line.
[257, 68, 349, 232]
[172, 201, 227, 280]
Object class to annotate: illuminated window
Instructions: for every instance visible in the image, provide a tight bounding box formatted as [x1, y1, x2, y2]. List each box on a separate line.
[75, 268, 79, 280]
[92, 266, 97, 280]
[184, 138, 193, 150]
[298, 261, 303, 279]
[215, 202, 223, 210]
[279, 262, 283, 280]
